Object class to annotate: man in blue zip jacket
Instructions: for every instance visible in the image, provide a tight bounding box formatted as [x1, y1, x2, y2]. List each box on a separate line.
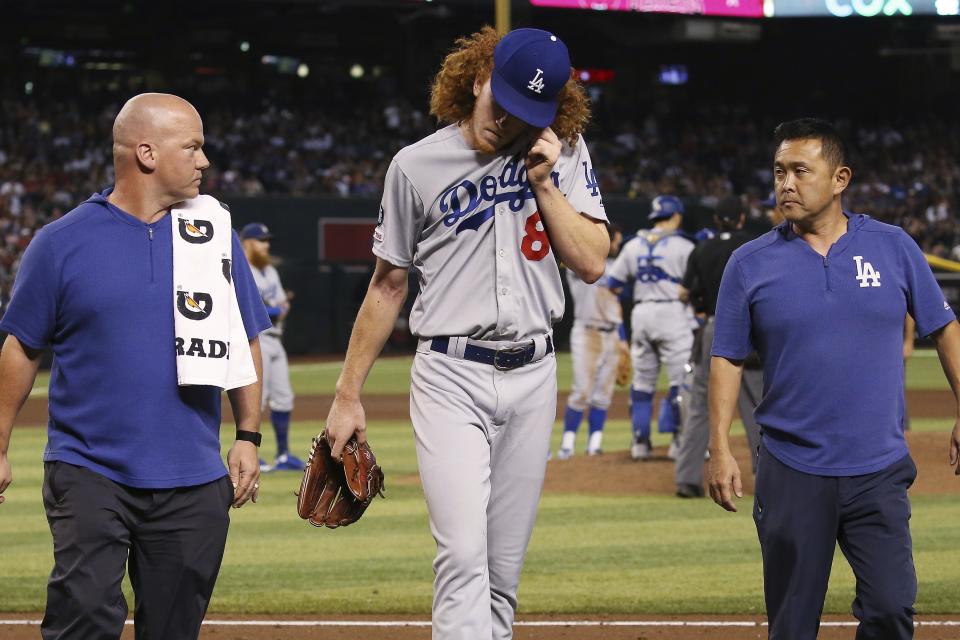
[0, 93, 271, 639]
[708, 118, 960, 639]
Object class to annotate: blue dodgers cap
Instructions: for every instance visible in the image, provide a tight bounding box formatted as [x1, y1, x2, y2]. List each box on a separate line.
[648, 195, 685, 221]
[490, 28, 571, 128]
[240, 222, 272, 240]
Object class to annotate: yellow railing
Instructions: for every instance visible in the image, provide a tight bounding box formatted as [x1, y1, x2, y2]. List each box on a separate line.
[927, 254, 960, 273]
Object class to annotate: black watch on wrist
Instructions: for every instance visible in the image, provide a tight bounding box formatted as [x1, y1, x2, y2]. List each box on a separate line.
[236, 430, 262, 447]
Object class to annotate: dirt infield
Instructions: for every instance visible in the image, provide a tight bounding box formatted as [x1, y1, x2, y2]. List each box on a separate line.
[2, 615, 959, 639]
[16, 389, 958, 498]
[14, 389, 958, 426]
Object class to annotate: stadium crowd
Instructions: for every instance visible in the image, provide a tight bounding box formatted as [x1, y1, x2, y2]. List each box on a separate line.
[2, 90, 960, 316]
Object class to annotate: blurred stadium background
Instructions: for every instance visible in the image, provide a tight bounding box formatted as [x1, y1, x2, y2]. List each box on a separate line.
[3, 0, 960, 355]
[2, 1, 960, 637]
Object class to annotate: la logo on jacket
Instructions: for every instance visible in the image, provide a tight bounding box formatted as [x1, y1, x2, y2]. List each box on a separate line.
[854, 255, 881, 288]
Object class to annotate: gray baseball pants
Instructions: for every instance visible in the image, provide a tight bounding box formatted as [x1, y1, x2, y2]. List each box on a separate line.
[410, 338, 556, 640]
[260, 332, 294, 412]
[675, 317, 763, 489]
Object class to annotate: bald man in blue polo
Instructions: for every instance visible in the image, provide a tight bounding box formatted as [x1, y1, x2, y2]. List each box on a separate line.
[707, 118, 960, 640]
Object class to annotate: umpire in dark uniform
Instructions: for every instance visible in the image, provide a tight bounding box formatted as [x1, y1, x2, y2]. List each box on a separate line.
[674, 196, 762, 498]
[709, 118, 960, 639]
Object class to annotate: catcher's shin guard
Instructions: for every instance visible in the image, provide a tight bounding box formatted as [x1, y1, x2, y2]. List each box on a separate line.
[630, 389, 654, 440]
[657, 386, 682, 434]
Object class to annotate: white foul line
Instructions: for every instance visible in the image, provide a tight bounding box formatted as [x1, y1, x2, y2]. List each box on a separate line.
[1, 619, 959, 628]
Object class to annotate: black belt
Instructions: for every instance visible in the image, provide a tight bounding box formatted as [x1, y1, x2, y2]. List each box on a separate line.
[430, 336, 553, 371]
[584, 324, 617, 333]
[636, 299, 679, 304]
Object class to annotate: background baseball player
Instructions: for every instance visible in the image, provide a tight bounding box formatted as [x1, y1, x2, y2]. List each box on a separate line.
[558, 224, 626, 458]
[608, 195, 695, 460]
[241, 222, 304, 471]
[674, 196, 762, 498]
[323, 27, 608, 640]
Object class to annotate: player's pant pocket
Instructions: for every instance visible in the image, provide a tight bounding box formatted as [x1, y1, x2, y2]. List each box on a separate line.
[219, 475, 235, 512]
[42, 461, 66, 509]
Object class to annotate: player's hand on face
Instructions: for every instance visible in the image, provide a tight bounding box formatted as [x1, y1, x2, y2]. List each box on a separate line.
[525, 127, 562, 187]
[325, 396, 367, 461]
[949, 419, 960, 476]
[227, 440, 261, 508]
[0, 454, 11, 505]
[707, 450, 743, 512]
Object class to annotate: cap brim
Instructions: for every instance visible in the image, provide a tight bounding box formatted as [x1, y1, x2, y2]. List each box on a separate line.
[490, 69, 558, 129]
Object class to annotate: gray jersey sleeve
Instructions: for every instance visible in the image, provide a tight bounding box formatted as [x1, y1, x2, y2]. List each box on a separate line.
[560, 135, 605, 221]
[608, 237, 639, 285]
[372, 160, 425, 268]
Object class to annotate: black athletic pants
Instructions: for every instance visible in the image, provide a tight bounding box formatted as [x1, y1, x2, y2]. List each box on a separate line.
[41, 461, 233, 640]
[754, 443, 917, 640]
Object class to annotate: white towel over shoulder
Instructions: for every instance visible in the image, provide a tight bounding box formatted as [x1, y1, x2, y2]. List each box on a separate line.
[172, 195, 257, 390]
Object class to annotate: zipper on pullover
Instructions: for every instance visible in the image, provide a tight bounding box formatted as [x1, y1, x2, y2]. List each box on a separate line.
[148, 227, 155, 283]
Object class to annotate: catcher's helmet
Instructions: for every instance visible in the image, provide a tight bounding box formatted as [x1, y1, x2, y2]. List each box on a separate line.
[648, 195, 684, 221]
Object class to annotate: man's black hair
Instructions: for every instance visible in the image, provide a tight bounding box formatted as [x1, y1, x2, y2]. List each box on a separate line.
[773, 118, 847, 170]
[714, 196, 744, 230]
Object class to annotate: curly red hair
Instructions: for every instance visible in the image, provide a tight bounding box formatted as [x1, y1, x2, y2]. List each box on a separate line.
[429, 26, 591, 146]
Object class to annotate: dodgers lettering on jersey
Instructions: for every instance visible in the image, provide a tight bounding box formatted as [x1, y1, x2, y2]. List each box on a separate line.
[608, 230, 694, 302]
[373, 124, 607, 341]
[566, 258, 622, 327]
[251, 264, 287, 334]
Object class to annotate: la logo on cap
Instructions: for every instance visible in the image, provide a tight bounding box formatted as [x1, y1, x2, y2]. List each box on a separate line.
[528, 68, 545, 94]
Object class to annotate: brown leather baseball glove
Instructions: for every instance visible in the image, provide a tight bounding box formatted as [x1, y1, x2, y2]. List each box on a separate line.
[296, 429, 385, 528]
[616, 343, 631, 386]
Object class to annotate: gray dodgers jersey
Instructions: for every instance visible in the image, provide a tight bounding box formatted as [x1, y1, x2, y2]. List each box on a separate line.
[566, 258, 622, 327]
[251, 263, 287, 334]
[373, 124, 607, 341]
[609, 230, 694, 303]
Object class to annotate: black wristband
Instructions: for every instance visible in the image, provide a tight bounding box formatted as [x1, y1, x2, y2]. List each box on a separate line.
[236, 430, 262, 447]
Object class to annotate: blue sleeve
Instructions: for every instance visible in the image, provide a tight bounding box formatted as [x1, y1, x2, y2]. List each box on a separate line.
[711, 256, 753, 360]
[900, 231, 956, 337]
[0, 229, 58, 349]
[606, 276, 627, 291]
[618, 324, 627, 341]
[231, 231, 272, 339]
[265, 305, 283, 319]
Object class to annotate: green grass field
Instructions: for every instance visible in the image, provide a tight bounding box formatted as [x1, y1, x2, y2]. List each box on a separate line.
[2, 421, 958, 615]
[3, 351, 958, 616]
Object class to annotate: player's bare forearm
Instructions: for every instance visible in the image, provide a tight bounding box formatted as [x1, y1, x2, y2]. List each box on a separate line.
[931, 321, 960, 473]
[335, 259, 409, 401]
[933, 320, 960, 419]
[0, 335, 42, 455]
[933, 321, 960, 416]
[707, 356, 745, 511]
[226, 337, 263, 433]
[532, 181, 608, 283]
[708, 356, 744, 455]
